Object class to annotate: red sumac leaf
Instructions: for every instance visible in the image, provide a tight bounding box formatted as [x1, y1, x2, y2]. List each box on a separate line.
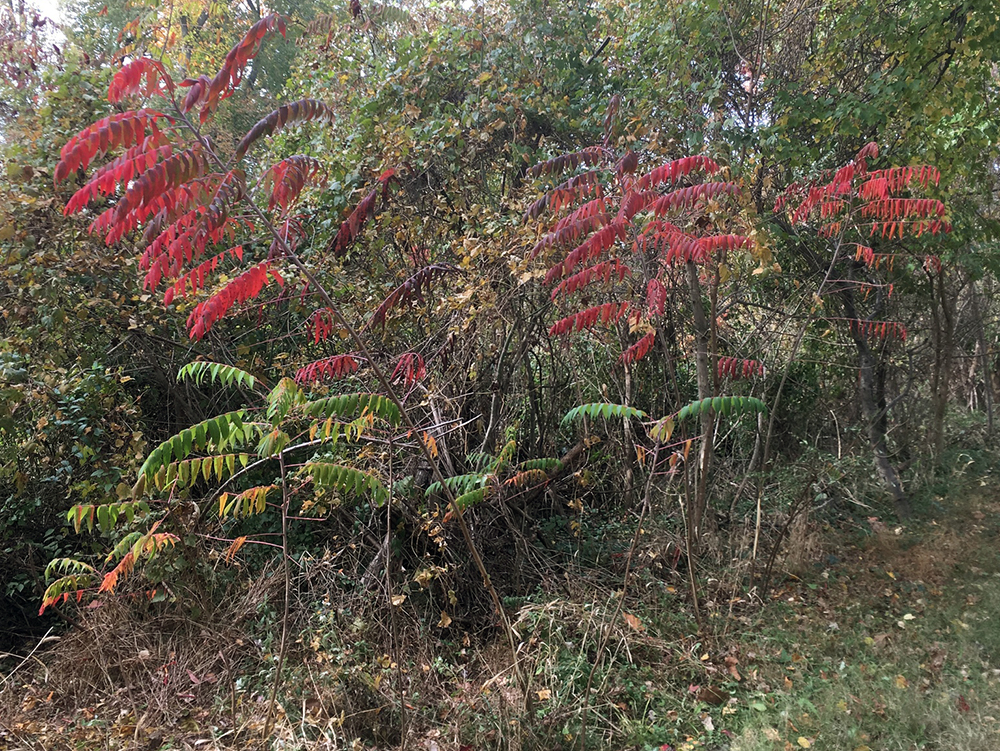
[234, 99, 334, 158]
[369, 263, 461, 329]
[295, 355, 362, 384]
[548, 302, 629, 337]
[108, 57, 175, 102]
[620, 331, 656, 364]
[186, 261, 279, 339]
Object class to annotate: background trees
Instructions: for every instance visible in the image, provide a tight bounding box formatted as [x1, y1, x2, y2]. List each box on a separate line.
[2, 0, 1000, 748]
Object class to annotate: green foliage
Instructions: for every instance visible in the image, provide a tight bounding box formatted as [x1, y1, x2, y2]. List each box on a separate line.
[177, 361, 258, 391]
[561, 403, 649, 428]
[301, 392, 401, 427]
[305, 462, 389, 505]
[425, 472, 490, 499]
[137, 411, 253, 486]
[675, 396, 768, 422]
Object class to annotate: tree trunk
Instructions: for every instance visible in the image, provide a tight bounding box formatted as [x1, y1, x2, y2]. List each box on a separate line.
[841, 289, 911, 519]
[928, 269, 955, 463]
[685, 261, 715, 544]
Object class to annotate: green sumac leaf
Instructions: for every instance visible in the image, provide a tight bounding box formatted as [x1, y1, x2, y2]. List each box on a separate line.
[425, 472, 489, 498]
[561, 402, 648, 427]
[516, 457, 562, 473]
[305, 462, 388, 505]
[257, 429, 290, 457]
[302, 392, 400, 426]
[454, 486, 488, 509]
[106, 531, 143, 563]
[177, 360, 258, 390]
[675, 396, 767, 422]
[139, 410, 248, 483]
[266, 377, 304, 423]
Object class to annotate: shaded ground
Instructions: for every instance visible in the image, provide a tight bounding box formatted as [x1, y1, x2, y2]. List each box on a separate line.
[4, 457, 1000, 750]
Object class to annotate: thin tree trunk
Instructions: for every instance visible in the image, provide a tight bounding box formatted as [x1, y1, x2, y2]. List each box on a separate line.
[929, 269, 955, 463]
[970, 279, 994, 435]
[685, 261, 715, 545]
[838, 287, 910, 519]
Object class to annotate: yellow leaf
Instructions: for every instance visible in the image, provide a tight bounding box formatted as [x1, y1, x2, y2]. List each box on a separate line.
[422, 432, 438, 459]
[623, 613, 644, 631]
[391, 594, 406, 607]
[536, 688, 551, 701]
[894, 675, 909, 689]
[797, 737, 812, 748]
[437, 611, 452, 628]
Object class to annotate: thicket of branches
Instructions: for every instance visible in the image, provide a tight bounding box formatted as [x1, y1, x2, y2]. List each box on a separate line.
[1, 0, 999, 746]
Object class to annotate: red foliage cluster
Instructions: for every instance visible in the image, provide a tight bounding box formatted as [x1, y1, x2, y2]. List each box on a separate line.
[854, 244, 896, 270]
[848, 319, 907, 342]
[369, 263, 461, 329]
[651, 182, 740, 215]
[523, 144, 748, 365]
[107, 58, 174, 102]
[530, 208, 609, 260]
[179, 13, 287, 122]
[548, 302, 630, 337]
[778, 142, 950, 240]
[327, 169, 398, 256]
[633, 155, 721, 191]
[528, 146, 607, 178]
[64, 138, 172, 215]
[646, 278, 666, 315]
[309, 308, 336, 344]
[392, 352, 426, 387]
[551, 260, 630, 299]
[860, 166, 941, 198]
[620, 331, 656, 364]
[615, 190, 658, 222]
[113, 148, 209, 226]
[139, 170, 247, 290]
[54, 109, 170, 184]
[523, 171, 604, 221]
[162, 246, 244, 306]
[544, 222, 628, 284]
[265, 156, 325, 212]
[186, 262, 284, 340]
[662, 233, 752, 265]
[717, 357, 764, 379]
[295, 354, 362, 384]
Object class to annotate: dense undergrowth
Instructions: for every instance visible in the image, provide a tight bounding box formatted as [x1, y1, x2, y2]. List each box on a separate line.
[4, 420, 1000, 750]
